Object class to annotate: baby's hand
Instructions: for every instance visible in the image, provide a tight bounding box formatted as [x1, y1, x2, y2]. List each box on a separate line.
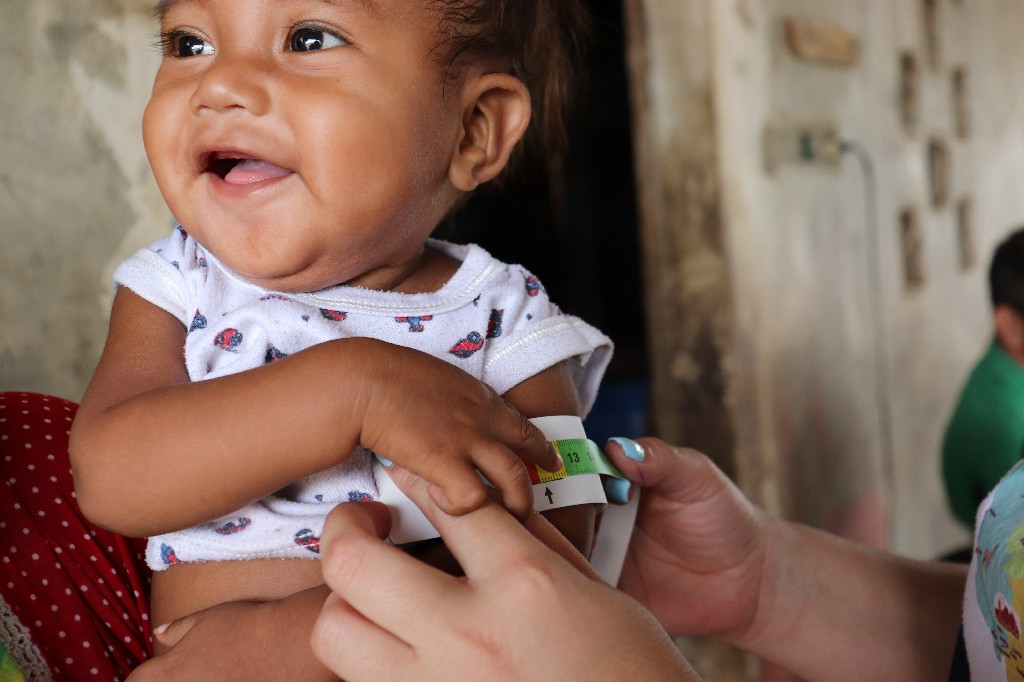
[356, 343, 559, 520]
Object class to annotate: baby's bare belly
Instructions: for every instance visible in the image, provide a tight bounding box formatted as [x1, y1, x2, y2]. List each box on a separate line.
[150, 557, 325, 642]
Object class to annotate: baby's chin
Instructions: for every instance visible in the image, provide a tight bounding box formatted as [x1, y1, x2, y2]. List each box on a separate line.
[230, 266, 342, 294]
[179, 236, 332, 292]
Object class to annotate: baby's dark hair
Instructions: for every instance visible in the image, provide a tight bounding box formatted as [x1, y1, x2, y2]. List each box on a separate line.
[430, 0, 590, 172]
[989, 226, 1024, 314]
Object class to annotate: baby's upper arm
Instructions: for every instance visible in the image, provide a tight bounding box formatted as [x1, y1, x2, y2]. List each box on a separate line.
[501, 360, 597, 557]
[500, 360, 582, 420]
[75, 286, 189, 424]
[69, 286, 189, 503]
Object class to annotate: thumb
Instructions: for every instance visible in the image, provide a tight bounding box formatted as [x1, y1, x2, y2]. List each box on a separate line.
[152, 611, 199, 648]
[604, 436, 732, 505]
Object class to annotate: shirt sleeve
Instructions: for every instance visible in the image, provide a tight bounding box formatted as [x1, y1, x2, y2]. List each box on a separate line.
[111, 229, 193, 326]
[479, 265, 613, 418]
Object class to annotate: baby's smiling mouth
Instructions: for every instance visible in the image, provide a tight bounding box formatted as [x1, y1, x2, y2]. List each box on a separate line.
[206, 152, 292, 186]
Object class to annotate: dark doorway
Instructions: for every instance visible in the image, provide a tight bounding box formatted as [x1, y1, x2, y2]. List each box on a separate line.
[439, 1, 648, 442]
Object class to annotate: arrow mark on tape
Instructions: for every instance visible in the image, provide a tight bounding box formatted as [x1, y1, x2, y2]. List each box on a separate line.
[544, 487, 553, 505]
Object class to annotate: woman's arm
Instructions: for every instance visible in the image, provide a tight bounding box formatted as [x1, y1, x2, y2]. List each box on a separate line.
[606, 438, 966, 682]
[70, 287, 557, 537]
[738, 517, 966, 681]
[306, 438, 967, 682]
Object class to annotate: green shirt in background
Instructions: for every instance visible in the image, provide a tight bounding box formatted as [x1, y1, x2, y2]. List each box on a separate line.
[943, 340, 1024, 528]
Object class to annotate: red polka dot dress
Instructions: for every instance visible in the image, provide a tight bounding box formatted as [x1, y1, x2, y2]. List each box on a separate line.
[0, 393, 152, 680]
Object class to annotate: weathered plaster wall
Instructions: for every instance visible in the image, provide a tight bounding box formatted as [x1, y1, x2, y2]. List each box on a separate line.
[627, 0, 1024, 574]
[625, 3, 1024, 678]
[0, 0, 169, 401]
[621, 0, 739, 477]
[714, 0, 1024, 558]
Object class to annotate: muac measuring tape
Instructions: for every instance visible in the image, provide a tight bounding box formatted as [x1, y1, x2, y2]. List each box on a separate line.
[373, 415, 639, 585]
[517, 415, 626, 511]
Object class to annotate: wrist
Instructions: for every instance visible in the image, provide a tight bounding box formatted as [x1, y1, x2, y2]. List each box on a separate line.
[269, 586, 339, 681]
[724, 512, 792, 654]
[325, 334, 402, 389]
[311, 337, 390, 425]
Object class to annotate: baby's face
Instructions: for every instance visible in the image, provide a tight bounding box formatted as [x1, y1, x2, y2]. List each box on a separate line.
[144, 0, 464, 292]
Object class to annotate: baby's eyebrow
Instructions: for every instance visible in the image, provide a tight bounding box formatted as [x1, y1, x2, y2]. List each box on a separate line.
[318, 0, 381, 12]
[152, 0, 188, 21]
[153, 0, 381, 22]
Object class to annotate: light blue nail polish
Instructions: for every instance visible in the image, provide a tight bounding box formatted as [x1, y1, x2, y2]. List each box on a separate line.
[604, 477, 631, 504]
[608, 437, 645, 462]
[375, 455, 393, 468]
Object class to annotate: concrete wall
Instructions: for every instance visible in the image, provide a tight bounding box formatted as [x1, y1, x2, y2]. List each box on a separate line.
[715, 0, 1024, 558]
[0, 0, 169, 401]
[626, 0, 1024, 578]
[621, 2, 1024, 678]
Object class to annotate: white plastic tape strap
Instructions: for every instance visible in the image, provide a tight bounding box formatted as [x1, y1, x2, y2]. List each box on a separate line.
[372, 415, 638, 584]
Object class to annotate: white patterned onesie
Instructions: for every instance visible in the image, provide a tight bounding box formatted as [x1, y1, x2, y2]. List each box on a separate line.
[113, 227, 612, 570]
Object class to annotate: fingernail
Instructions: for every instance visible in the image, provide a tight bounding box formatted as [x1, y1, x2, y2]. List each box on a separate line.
[374, 454, 393, 468]
[548, 443, 563, 471]
[608, 437, 645, 462]
[603, 477, 631, 504]
[153, 623, 169, 636]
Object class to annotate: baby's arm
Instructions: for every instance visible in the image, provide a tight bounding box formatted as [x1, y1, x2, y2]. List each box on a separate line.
[70, 288, 557, 537]
[134, 360, 593, 681]
[499, 361, 596, 555]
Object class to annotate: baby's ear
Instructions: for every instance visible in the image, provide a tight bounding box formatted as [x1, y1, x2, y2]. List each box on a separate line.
[448, 73, 531, 191]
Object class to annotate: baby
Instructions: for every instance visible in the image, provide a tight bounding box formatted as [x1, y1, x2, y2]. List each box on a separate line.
[68, 0, 608, 678]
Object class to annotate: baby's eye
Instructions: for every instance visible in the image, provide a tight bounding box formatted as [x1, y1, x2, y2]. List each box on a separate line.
[162, 31, 214, 58]
[289, 26, 346, 52]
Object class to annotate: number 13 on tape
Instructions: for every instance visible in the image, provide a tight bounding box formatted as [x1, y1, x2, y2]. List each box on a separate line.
[520, 416, 625, 511]
[522, 438, 624, 483]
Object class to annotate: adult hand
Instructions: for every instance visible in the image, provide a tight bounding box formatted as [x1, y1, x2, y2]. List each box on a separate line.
[604, 437, 966, 682]
[604, 437, 767, 640]
[311, 467, 699, 682]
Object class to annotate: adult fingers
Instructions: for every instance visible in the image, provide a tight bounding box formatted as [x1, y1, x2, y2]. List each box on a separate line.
[604, 436, 731, 505]
[519, 509, 601, 580]
[311, 592, 416, 681]
[318, 501, 460, 638]
[388, 466, 596, 581]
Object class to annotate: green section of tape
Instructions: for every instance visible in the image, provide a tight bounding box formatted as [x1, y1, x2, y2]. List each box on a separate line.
[551, 438, 625, 480]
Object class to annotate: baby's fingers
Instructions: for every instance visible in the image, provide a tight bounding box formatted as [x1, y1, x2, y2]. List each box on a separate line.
[492, 403, 561, 473]
[415, 445, 532, 519]
[422, 462, 488, 516]
[470, 443, 534, 521]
